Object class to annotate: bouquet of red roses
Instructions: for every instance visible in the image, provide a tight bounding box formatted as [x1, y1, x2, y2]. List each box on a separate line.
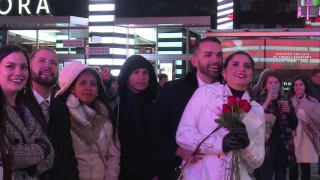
[215, 96, 251, 180]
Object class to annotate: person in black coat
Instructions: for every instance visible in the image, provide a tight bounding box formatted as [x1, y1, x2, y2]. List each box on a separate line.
[116, 55, 158, 180]
[30, 48, 79, 180]
[150, 37, 223, 179]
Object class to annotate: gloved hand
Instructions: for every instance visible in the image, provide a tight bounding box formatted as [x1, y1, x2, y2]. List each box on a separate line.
[35, 138, 51, 158]
[222, 132, 243, 153]
[233, 123, 250, 149]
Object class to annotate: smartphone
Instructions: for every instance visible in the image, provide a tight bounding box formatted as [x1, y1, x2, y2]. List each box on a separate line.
[271, 84, 278, 94]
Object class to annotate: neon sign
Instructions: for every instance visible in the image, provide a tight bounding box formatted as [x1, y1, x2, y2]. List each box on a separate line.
[0, 0, 50, 15]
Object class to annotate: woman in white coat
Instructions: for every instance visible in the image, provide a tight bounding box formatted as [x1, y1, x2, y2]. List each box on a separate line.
[176, 51, 265, 180]
[289, 75, 320, 180]
[56, 62, 120, 180]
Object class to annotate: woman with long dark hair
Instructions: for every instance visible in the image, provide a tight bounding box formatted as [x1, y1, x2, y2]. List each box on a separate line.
[55, 62, 120, 180]
[253, 71, 298, 180]
[288, 75, 320, 180]
[0, 45, 54, 179]
[176, 51, 265, 179]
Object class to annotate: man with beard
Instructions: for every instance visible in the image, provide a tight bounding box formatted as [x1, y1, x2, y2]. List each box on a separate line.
[30, 48, 79, 180]
[150, 37, 223, 179]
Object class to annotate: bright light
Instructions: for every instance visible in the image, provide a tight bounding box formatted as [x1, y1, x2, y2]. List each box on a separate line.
[217, 9, 233, 17]
[114, 26, 127, 34]
[56, 43, 63, 48]
[158, 33, 183, 38]
[111, 70, 120, 76]
[89, 15, 114, 22]
[217, 17, 231, 23]
[56, 35, 69, 40]
[110, 48, 127, 55]
[217, 22, 233, 29]
[88, 58, 126, 66]
[89, 26, 114, 33]
[89, 37, 133, 45]
[158, 42, 183, 47]
[134, 28, 157, 42]
[218, 3, 234, 10]
[9, 30, 56, 42]
[89, 4, 115, 11]
[158, 51, 183, 54]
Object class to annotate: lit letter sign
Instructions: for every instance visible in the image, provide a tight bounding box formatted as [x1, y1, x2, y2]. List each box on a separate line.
[36, 0, 50, 14]
[19, 0, 31, 14]
[0, 0, 12, 15]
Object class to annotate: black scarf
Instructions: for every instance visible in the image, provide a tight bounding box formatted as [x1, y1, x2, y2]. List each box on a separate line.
[117, 90, 154, 175]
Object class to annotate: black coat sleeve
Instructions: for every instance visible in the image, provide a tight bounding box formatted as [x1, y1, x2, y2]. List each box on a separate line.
[149, 82, 181, 179]
[61, 106, 79, 180]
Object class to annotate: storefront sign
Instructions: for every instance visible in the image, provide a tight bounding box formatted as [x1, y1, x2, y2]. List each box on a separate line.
[86, 47, 110, 55]
[0, 0, 87, 17]
[0, 0, 50, 15]
[63, 40, 85, 48]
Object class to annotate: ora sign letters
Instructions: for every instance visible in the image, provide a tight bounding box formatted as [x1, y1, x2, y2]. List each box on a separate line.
[0, 0, 50, 15]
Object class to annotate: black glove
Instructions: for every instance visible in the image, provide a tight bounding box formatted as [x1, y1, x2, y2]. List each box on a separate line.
[233, 124, 250, 149]
[222, 132, 243, 153]
[35, 138, 51, 158]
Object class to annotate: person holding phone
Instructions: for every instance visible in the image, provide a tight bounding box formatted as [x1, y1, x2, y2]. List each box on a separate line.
[253, 71, 298, 180]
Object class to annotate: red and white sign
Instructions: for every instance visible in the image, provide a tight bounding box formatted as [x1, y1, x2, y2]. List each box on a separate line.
[86, 47, 110, 55]
[63, 40, 85, 47]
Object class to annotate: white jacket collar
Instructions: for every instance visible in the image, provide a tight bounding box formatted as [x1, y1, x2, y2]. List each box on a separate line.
[203, 83, 251, 100]
[204, 83, 261, 107]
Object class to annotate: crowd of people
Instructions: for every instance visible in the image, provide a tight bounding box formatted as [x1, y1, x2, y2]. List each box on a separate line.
[0, 36, 319, 180]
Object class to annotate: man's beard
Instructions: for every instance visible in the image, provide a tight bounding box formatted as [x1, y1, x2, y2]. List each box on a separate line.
[198, 62, 221, 79]
[31, 71, 58, 87]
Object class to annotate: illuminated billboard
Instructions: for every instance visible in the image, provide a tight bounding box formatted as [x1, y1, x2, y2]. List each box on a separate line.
[217, 0, 233, 29]
[220, 38, 320, 70]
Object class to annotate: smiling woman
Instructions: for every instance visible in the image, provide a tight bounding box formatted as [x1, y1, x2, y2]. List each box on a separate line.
[0, 44, 54, 179]
[175, 51, 265, 180]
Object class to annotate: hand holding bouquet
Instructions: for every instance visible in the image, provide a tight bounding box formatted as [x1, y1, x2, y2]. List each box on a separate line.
[215, 96, 252, 180]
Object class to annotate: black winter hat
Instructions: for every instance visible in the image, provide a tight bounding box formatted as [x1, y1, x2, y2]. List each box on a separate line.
[117, 55, 158, 99]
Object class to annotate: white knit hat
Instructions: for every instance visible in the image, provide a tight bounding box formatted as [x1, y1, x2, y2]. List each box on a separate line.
[55, 62, 94, 97]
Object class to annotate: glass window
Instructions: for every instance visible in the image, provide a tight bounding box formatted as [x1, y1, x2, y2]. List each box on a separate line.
[39, 29, 88, 54]
[130, 28, 156, 54]
[8, 30, 37, 53]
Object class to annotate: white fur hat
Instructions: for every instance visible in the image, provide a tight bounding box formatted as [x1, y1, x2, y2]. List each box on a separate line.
[55, 62, 94, 97]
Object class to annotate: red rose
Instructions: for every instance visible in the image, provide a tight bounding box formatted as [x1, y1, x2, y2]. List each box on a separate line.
[227, 96, 237, 105]
[222, 104, 231, 113]
[239, 99, 247, 108]
[242, 101, 252, 112]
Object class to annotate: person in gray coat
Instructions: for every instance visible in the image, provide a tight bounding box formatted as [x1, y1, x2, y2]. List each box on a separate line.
[0, 45, 54, 180]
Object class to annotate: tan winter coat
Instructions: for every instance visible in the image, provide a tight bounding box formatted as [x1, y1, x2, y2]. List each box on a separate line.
[291, 95, 320, 163]
[71, 121, 120, 180]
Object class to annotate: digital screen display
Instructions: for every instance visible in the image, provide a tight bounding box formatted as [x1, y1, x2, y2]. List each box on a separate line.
[220, 38, 320, 70]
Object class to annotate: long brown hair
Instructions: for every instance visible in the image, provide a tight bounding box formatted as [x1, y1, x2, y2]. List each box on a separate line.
[0, 45, 48, 179]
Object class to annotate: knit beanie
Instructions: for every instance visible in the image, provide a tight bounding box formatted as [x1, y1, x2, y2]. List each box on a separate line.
[55, 62, 94, 97]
